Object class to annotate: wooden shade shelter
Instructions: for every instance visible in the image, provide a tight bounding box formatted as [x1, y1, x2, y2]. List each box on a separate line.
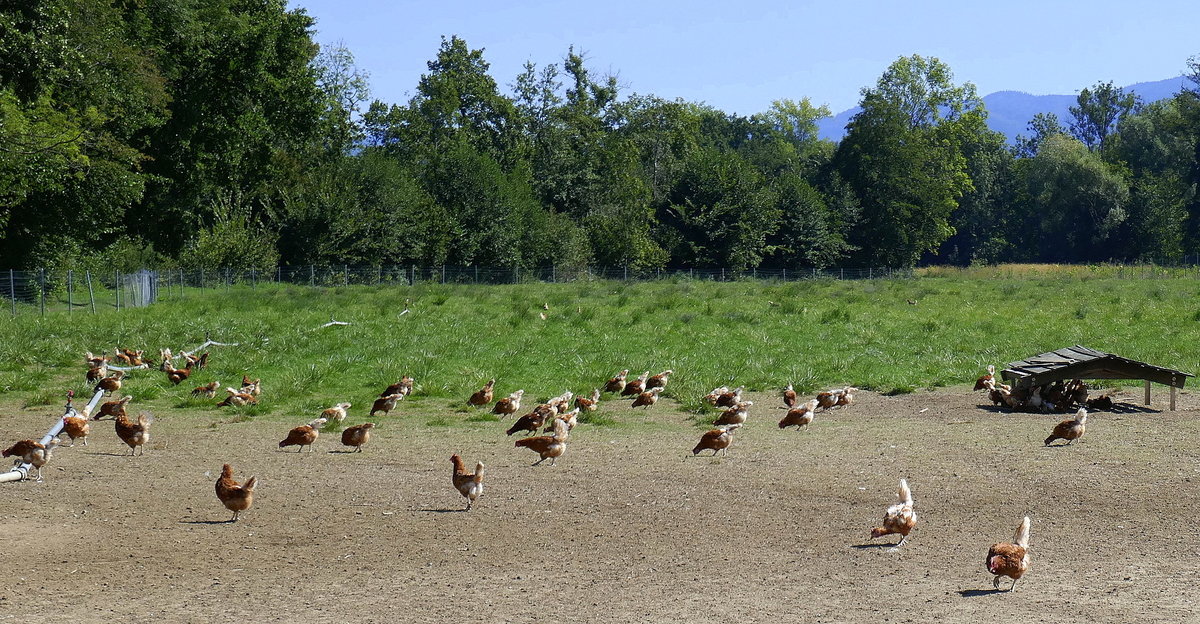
[1000, 345, 1193, 410]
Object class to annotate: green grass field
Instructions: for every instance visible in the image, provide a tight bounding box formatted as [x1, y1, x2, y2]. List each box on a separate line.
[2, 265, 1197, 424]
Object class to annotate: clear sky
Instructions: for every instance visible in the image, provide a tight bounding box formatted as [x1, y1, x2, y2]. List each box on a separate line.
[287, 0, 1200, 115]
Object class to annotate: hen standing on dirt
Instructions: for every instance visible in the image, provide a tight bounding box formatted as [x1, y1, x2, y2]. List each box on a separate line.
[215, 464, 256, 522]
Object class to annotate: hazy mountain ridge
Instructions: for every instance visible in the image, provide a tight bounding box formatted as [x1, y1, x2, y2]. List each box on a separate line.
[816, 76, 1189, 142]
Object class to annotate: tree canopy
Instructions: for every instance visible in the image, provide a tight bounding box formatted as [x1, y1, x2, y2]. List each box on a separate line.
[2, 12, 1198, 271]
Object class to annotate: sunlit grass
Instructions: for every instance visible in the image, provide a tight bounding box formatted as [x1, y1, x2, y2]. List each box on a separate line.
[1, 266, 1198, 427]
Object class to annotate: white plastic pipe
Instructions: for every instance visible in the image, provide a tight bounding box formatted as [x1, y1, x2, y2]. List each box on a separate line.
[1, 391, 94, 483]
[80, 388, 106, 420]
[105, 363, 150, 372]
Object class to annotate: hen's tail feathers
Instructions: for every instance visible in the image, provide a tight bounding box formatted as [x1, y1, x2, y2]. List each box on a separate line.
[1014, 516, 1031, 548]
[473, 462, 484, 484]
[898, 478, 913, 506]
[243, 476, 257, 492]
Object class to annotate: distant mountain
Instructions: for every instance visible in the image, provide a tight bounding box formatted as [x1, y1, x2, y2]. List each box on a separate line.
[816, 76, 1189, 143]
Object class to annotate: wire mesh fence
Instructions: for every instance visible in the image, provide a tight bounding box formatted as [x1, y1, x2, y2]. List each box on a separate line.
[0, 264, 924, 316]
[10, 261, 1200, 317]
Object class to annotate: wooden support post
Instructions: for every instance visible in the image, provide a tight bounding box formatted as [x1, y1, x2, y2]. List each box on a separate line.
[1144, 379, 1151, 406]
[67, 270, 73, 314]
[1170, 386, 1176, 411]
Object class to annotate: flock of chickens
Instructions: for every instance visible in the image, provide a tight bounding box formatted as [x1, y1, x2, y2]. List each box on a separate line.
[976, 365, 1112, 415]
[5, 351, 1104, 593]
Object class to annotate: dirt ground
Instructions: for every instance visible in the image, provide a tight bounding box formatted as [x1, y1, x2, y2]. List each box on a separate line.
[1, 386, 1198, 624]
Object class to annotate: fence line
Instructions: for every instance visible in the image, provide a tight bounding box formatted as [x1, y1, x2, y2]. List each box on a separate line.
[0, 264, 925, 316]
[8, 261, 1195, 317]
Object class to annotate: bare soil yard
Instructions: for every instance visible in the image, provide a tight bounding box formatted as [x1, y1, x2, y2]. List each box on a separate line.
[2, 387, 1198, 623]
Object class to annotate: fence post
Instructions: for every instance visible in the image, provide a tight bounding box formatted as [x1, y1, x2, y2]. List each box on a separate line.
[8, 269, 14, 317]
[114, 270, 120, 310]
[441, 264, 446, 285]
[345, 264, 349, 286]
[624, 265, 628, 281]
[180, 268, 185, 298]
[67, 270, 73, 315]
[85, 271, 96, 314]
[251, 268, 256, 289]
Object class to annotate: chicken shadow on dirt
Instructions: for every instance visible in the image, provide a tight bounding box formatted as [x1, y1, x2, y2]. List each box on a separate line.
[418, 508, 468, 514]
[957, 589, 1003, 597]
[850, 543, 897, 549]
[179, 519, 237, 525]
[84, 451, 139, 457]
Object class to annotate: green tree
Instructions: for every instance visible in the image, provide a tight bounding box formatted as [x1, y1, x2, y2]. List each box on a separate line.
[1068, 81, 1140, 151]
[406, 35, 520, 170]
[532, 48, 621, 218]
[1106, 99, 1194, 261]
[661, 147, 780, 270]
[135, 0, 324, 255]
[767, 174, 852, 268]
[1014, 112, 1067, 158]
[834, 55, 977, 267]
[313, 42, 371, 158]
[0, 0, 170, 267]
[1021, 134, 1129, 261]
[1175, 55, 1200, 254]
[938, 115, 1016, 265]
[275, 152, 448, 266]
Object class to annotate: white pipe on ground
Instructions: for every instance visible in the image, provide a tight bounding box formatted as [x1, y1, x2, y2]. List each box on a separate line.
[162, 338, 239, 364]
[1, 391, 97, 483]
[80, 388, 106, 419]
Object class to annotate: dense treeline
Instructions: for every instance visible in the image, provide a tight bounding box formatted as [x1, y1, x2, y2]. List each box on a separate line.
[2, 1, 1200, 273]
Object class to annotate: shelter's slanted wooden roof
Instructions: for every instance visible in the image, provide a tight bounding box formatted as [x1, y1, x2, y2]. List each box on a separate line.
[1001, 345, 1193, 389]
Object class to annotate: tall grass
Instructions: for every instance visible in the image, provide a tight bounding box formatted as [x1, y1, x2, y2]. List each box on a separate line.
[1, 267, 1197, 423]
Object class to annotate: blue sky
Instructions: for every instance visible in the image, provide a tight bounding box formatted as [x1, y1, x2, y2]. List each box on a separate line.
[288, 0, 1200, 115]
